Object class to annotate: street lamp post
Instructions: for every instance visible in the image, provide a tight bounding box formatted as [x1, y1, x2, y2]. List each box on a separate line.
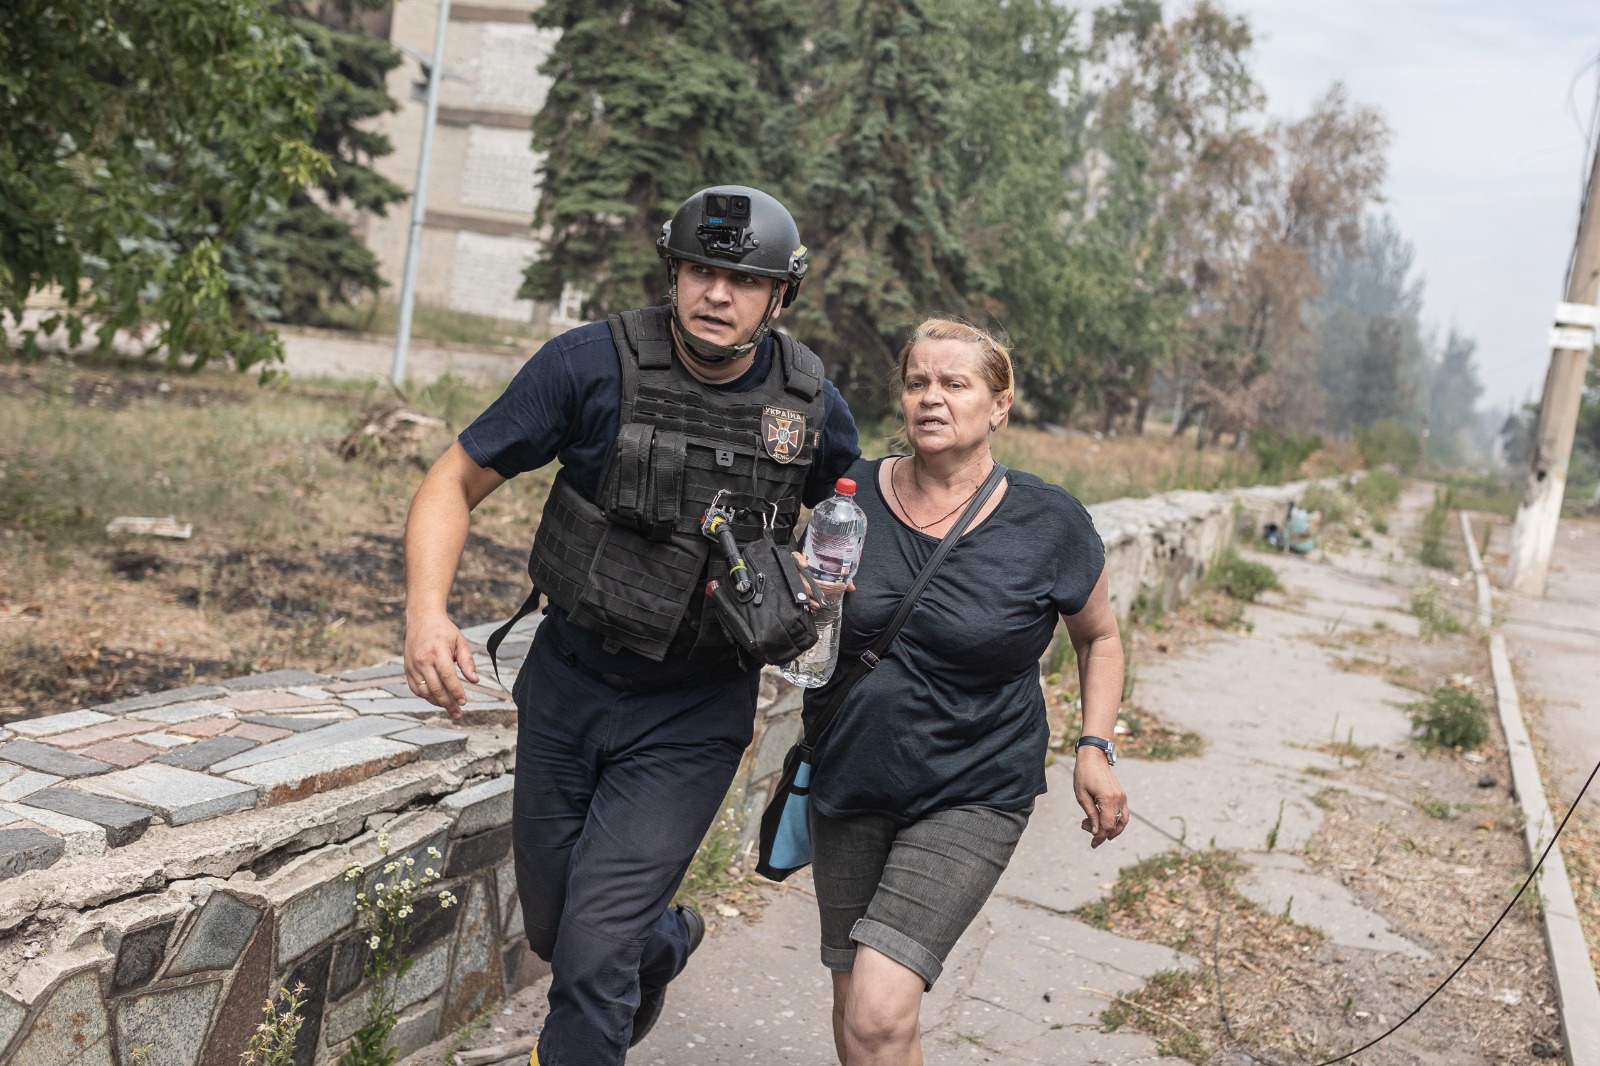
[390, 0, 453, 387]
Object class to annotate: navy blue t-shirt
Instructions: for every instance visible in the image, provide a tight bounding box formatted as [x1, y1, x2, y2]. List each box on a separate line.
[804, 457, 1105, 823]
[460, 319, 860, 686]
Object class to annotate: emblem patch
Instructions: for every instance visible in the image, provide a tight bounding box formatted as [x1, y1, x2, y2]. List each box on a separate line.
[761, 406, 807, 464]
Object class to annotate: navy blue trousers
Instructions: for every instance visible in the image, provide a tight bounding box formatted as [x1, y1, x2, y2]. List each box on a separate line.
[512, 623, 757, 1066]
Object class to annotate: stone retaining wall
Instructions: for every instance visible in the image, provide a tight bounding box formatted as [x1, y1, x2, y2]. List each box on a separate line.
[0, 479, 1318, 1064]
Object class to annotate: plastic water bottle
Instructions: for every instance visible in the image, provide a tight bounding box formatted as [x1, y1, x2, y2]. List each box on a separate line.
[781, 478, 868, 688]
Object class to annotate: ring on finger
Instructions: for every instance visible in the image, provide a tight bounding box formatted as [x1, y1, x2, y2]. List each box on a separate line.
[1113, 810, 1125, 824]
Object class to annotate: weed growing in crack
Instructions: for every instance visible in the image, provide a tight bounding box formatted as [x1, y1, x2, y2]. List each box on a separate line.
[243, 983, 308, 1066]
[338, 833, 456, 1066]
[1409, 684, 1490, 751]
[1411, 580, 1464, 641]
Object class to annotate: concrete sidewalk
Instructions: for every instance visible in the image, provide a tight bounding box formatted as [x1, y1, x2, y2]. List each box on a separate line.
[1499, 515, 1600, 819]
[624, 514, 1459, 1064]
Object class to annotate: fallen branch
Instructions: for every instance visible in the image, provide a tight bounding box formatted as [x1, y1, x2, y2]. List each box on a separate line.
[454, 1037, 536, 1066]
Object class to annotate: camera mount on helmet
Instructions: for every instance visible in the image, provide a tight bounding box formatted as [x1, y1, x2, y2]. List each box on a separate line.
[656, 185, 809, 364]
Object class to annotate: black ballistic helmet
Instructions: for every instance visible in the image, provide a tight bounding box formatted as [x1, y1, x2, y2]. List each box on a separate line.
[656, 185, 809, 309]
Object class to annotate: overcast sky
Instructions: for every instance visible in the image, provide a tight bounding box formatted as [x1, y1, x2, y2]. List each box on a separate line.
[1226, 0, 1600, 414]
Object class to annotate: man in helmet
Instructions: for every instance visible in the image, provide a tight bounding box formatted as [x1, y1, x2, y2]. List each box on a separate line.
[402, 185, 859, 1065]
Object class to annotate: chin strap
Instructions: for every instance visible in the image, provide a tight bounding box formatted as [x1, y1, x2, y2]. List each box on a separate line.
[667, 264, 782, 366]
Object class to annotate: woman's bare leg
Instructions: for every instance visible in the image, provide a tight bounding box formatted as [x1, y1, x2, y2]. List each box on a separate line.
[840, 946, 925, 1066]
[830, 969, 852, 1065]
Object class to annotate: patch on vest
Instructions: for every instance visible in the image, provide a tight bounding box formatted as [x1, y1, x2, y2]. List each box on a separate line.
[761, 406, 807, 464]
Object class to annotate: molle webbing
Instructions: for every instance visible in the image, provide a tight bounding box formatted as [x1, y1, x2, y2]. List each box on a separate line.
[525, 305, 828, 662]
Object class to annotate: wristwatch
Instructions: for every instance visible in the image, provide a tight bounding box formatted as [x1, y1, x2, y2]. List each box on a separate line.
[1074, 735, 1117, 765]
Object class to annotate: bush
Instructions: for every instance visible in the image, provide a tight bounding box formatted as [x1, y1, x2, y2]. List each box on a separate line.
[1300, 485, 1349, 528]
[1351, 469, 1402, 510]
[1251, 428, 1324, 481]
[1355, 420, 1423, 474]
[1208, 552, 1280, 602]
[1418, 488, 1454, 569]
[1410, 581, 1464, 641]
[1410, 685, 1490, 750]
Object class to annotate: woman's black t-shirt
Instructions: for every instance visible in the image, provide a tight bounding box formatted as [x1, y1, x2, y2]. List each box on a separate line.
[803, 456, 1105, 824]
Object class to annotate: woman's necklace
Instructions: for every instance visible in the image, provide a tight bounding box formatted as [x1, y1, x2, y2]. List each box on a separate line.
[889, 456, 987, 532]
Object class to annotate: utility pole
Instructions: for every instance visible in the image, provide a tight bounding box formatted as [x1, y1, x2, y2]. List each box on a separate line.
[390, 0, 452, 387]
[1508, 135, 1600, 596]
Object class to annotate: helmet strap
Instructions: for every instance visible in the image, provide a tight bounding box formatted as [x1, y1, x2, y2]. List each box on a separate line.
[666, 263, 782, 367]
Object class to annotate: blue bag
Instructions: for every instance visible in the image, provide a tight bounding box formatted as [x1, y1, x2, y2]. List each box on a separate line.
[754, 465, 1007, 882]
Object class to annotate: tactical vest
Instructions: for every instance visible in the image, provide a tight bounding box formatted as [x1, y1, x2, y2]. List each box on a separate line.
[524, 305, 827, 663]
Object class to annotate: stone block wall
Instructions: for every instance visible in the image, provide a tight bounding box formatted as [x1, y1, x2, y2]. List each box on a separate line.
[0, 478, 1322, 1063]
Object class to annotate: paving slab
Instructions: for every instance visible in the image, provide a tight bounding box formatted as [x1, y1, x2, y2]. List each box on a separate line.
[1236, 851, 1430, 958]
[0, 826, 66, 880]
[226, 722, 293, 743]
[391, 727, 468, 759]
[0, 769, 64, 801]
[96, 685, 226, 714]
[80, 764, 257, 825]
[1, 802, 106, 857]
[216, 668, 332, 690]
[240, 714, 344, 733]
[168, 716, 238, 739]
[114, 980, 221, 1066]
[9, 709, 113, 738]
[209, 716, 420, 773]
[0, 738, 114, 778]
[286, 685, 335, 700]
[221, 689, 330, 713]
[39, 719, 152, 748]
[126, 700, 235, 724]
[329, 686, 395, 699]
[167, 892, 263, 977]
[22, 787, 153, 847]
[224, 737, 421, 805]
[341, 697, 441, 716]
[134, 731, 194, 749]
[12, 968, 111, 1064]
[439, 775, 514, 837]
[151, 735, 260, 772]
[333, 662, 406, 682]
[76, 739, 159, 768]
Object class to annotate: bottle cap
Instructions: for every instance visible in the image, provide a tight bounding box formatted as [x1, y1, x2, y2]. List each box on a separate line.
[836, 478, 857, 495]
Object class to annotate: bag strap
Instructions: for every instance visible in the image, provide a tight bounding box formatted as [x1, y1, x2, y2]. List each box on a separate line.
[799, 461, 1007, 749]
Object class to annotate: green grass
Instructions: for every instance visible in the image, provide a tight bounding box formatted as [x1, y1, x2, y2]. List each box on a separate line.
[1418, 487, 1455, 569]
[1410, 581, 1464, 641]
[1351, 468, 1402, 510]
[1206, 552, 1280, 602]
[313, 297, 552, 350]
[1409, 685, 1491, 750]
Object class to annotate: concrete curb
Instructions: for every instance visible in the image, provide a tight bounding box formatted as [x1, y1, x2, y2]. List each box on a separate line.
[1463, 512, 1600, 1063]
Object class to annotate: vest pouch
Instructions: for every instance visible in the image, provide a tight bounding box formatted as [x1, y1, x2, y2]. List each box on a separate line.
[599, 423, 684, 542]
[704, 531, 818, 666]
[566, 523, 705, 662]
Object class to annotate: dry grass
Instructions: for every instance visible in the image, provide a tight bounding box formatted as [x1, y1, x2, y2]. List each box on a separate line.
[0, 361, 549, 721]
[991, 427, 1359, 505]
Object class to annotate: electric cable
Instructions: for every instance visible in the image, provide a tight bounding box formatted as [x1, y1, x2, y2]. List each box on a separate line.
[1129, 750, 1599, 1064]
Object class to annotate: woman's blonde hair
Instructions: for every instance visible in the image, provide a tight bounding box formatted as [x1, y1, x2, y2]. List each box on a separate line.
[895, 318, 1015, 428]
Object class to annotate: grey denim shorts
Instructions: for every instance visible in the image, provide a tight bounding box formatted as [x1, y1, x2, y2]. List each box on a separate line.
[809, 802, 1031, 989]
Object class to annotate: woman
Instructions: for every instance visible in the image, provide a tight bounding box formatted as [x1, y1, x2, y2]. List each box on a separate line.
[804, 319, 1129, 1066]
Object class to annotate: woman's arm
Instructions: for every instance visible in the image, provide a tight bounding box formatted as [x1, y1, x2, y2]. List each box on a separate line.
[1062, 568, 1130, 848]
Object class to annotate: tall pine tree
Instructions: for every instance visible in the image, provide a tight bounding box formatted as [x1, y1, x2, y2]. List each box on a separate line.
[792, 0, 979, 408]
[260, 3, 406, 325]
[522, 0, 797, 317]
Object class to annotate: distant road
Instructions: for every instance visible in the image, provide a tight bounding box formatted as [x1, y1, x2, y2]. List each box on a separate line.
[279, 326, 531, 388]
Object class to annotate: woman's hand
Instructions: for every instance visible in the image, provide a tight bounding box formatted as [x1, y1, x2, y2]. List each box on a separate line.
[791, 550, 854, 610]
[1073, 748, 1129, 849]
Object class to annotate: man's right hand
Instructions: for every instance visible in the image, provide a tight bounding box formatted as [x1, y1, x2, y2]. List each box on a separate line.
[405, 613, 480, 720]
